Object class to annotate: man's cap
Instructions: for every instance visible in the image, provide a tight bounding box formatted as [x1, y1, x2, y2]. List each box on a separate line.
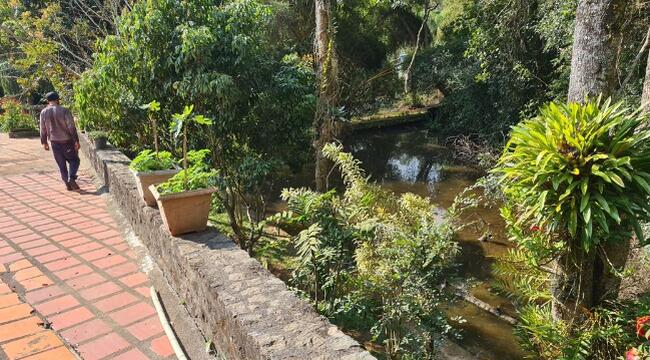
[45, 92, 60, 102]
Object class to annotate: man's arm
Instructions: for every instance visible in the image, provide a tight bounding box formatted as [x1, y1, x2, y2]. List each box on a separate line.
[64, 108, 80, 148]
[39, 111, 49, 150]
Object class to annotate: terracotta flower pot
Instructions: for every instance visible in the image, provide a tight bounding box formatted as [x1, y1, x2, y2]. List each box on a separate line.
[131, 168, 180, 207]
[93, 137, 107, 150]
[149, 185, 216, 236]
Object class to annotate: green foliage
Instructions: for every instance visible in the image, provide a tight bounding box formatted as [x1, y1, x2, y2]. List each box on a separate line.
[514, 296, 650, 360]
[0, 1, 124, 101]
[86, 131, 108, 140]
[0, 98, 35, 132]
[74, 0, 315, 250]
[267, 143, 460, 359]
[74, 0, 315, 165]
[498, 99, 650, 252]
[129, 150, 176, 173]
[492, 100, 650, 359]
[139, 100, 160, 113]
[169, 105, 212, 143]
[412, 0, 648, 138]
[491, 248, 551, 305]
[156, 150, 217, 194]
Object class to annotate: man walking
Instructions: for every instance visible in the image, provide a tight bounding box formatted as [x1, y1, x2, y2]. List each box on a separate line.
[39, 92, 81, 191]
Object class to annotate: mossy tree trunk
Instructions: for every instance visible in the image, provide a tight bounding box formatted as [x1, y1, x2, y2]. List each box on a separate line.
[567, 0, 618, 104]
[313, 0, 340, 192]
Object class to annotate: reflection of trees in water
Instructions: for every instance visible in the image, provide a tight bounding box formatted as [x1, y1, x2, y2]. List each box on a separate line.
[347, 127, 450, 187]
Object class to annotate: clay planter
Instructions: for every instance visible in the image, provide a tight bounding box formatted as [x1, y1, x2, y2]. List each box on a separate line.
[149, 185, 216, 236]
[131, 168, 180, 207]
[93, 137, 107, 150]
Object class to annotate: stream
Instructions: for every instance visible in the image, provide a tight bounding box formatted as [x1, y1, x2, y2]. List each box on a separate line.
[345, 124, 527, 359]
[274, 123, 528, 359]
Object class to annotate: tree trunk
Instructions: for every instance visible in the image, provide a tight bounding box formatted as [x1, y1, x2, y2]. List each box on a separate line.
[551, 239, 595, 321]
[313, 0, 339, 192]
[567, 0, 618, 103]
[403, 4, 431, 98]
[595, 238, 631, 303]
[641, 45, 650, 112]
[555, 0, 623, 322]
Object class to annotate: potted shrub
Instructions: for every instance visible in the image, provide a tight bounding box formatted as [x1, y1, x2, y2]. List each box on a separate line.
[87, 130, 109, 149]
[129, 101, 180, 206]
[149, 105, 217, 235]
[130, 150, 179, 206]
[0, 99, 39, 138]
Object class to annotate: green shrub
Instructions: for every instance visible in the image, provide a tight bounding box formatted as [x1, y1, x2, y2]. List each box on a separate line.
[156, 150, 217, 194]
[129, 150, 177, 172]
[266, 143, 461, 359]
[87, 130, 108, 140]
[0, 98, 36, 132]
[514, 296, 650, 360]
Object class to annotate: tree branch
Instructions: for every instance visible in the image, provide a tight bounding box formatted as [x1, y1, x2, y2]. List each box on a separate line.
[618, 25, 650, 95]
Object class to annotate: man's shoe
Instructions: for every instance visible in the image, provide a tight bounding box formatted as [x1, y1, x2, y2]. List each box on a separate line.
[69, 180, 80, 190]
[65, 182, 73, 191]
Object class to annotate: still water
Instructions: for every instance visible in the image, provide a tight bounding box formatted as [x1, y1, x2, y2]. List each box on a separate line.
[272, 123, 528, 358]
[345, 125, 528, 359]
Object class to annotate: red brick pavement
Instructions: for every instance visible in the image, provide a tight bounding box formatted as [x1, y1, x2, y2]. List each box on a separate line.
[0, 139, 175, 359]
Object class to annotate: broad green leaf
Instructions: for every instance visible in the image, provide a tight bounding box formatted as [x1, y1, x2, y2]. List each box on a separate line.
[568, 208, 577, 237]
[634, 175, 650, 194]
[579, 193, 590, 212]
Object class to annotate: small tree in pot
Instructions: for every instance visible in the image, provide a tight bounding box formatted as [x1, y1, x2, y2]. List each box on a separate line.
[130, 100, 180, 206]
[87, 130, 109, 149]
[149, 105, 217, 236]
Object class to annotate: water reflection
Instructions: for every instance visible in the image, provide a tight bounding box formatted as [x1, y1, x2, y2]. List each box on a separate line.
[345, 125, 527, 360]
[273, 124, 526, 359]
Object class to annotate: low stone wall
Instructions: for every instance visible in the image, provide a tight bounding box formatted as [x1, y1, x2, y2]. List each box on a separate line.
[79, 134, 375, 360]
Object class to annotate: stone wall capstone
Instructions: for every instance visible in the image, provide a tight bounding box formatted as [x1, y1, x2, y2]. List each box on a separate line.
[79, 134, 375, 360]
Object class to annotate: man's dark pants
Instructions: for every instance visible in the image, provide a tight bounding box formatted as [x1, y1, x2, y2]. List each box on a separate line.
[51, 142, 80, 182]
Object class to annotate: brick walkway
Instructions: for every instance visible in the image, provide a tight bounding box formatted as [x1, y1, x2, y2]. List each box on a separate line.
[0, 135, 175, 359]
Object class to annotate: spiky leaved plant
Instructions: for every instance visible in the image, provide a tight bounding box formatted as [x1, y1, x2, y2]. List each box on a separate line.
[499, 98, 650, 250]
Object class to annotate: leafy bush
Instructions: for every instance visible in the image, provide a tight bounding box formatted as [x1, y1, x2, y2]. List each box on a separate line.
[87, 130, 108, 140]
[156, 150, 217, 195]
[129, 150, 176, 172]
[74, 0, 315, 250]
[0, 98, 36, 132]
[267, 143, 461, 359]
[514, 296, 650, 360]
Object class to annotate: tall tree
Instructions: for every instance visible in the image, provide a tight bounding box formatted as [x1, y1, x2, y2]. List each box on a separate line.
[566, 0, 618, 103]
[553, 0, 622, 321]
[313, 0, 340, 192]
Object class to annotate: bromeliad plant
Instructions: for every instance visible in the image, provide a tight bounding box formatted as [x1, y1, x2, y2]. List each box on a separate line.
[498, 98, 650, 250]
[495, 98, 650, 357]
[156, 105, 215, 194]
